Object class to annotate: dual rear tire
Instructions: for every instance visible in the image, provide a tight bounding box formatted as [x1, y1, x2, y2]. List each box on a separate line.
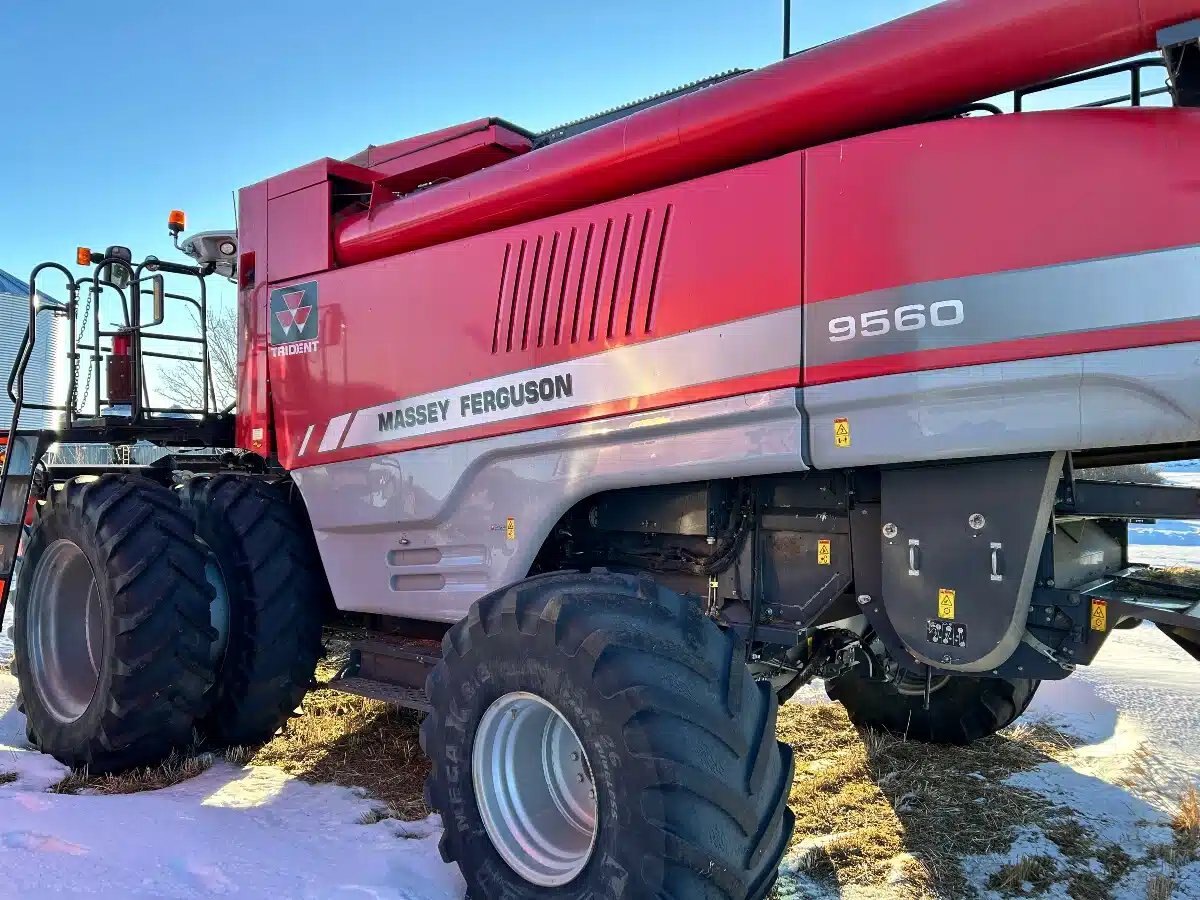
[15, 473, 324, 770]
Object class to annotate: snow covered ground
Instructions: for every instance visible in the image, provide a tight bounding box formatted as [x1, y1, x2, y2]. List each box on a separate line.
[0, 671, 466, 898]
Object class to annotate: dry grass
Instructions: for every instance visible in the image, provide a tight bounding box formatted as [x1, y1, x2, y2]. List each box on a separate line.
[986, 855, 1059, 894]
[775, 703, 1200, 899]
[1174, 784, 1200, 856]
[0, 772, 18, 786]
[1139, 566, 1200, 590]
[49, 751, 213, 795]
[243, 632, 429, 819]
[1145, 872, 1176, 900]
[775, 703, 1086, 898]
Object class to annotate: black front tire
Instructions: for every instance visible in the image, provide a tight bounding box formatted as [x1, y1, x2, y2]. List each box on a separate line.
[422, 571, 794, 900]
[183, 474, 327, 748]
[15, 476, 216, 771]
[826, 668, 1040, 744]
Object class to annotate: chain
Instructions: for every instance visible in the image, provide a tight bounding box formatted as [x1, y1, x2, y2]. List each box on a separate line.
[71, 288, 95, 412]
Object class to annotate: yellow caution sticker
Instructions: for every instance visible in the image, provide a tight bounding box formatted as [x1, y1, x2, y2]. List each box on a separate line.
[937, 588, 956, 620]
[505, 517, 516, 541]
[833, 417, 851, 448]
[817, 539, 831, 566]
[1090, 599, 1108, 632]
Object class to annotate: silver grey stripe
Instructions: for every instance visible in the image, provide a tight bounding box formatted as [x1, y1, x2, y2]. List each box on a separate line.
[335, 306, 805, 452]
[804, 244, 1200, 367]
[297, 424, 315, 456]
[319, 414, 353, 453]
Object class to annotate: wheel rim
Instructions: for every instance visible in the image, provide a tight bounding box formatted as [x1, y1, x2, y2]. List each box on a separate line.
[26, 539, 105, 724]
[204, 556, 231, 670]
[471, 691, 598, 886]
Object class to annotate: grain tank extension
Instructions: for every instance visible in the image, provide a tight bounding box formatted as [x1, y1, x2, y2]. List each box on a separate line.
[5, 1, 1200, 896]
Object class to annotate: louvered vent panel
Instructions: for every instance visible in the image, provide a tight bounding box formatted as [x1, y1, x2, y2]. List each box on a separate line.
[491, 204, 671, 353]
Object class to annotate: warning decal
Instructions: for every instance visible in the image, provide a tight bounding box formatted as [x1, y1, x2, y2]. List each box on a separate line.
[937, 588, 956, 620]
[833, 417, 851, 448]
[1090, 599, 1108, 632]
[817, 539, 831, 566]
[505, 517, 516, 541]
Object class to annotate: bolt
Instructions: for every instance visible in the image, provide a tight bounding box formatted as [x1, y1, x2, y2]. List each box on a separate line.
[571, 751, 580, 762]
[588, 788, 595, 799]
[765, 608, 774, 617]
[1046, 579, 1055, 587]
[857, 594, 872, 606]
[941, 655, 952, 664]
[577, 773, 585, 783]
[882, 522, 899, 539]
[968, 513, 986, 530]
[706, 535, 716, 546]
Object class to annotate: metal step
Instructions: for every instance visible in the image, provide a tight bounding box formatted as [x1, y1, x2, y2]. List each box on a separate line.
[331, 676, 431, 712]
[328, 634, 443, 714]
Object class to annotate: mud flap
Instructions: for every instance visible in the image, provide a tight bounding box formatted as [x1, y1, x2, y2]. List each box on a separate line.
[879, 452, 1064, 672]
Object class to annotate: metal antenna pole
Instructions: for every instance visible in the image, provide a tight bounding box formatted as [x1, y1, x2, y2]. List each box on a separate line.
[783, 0, 792, 59]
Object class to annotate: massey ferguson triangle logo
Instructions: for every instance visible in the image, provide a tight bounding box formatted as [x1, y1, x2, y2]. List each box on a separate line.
[269, 281, 319, 350]
[276, 290, 312, 336]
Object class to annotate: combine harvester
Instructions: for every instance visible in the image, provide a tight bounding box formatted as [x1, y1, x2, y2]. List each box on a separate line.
[5, 0, 1200, 895]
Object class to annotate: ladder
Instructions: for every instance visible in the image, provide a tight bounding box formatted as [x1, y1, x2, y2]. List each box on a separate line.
[0, 432, 54, 616]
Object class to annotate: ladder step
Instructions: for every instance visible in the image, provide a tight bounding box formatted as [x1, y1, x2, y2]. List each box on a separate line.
[327, 634, 442, 713]
[329, 676, 431, 712]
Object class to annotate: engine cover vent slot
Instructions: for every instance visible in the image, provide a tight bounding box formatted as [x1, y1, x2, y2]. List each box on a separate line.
[491, 204, 671, 353]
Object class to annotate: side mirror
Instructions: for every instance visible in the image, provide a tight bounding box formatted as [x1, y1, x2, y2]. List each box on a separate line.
[102, 245, 132, 290]
[149, 275, 165, 326]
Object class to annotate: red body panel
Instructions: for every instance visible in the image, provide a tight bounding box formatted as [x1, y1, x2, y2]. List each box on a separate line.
[348, 119, 531, 193]
[255, 107, 1200, 467]
[236, 0, 1200, 463]
[802, 108, 1200, 383]
[234, 181, 273, 456]
[268, 154, 805, 468]
[804, 109, 1200, 303]
[332, 0, 1200, 266]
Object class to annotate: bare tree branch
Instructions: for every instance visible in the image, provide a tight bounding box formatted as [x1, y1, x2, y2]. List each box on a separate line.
[156, 306, 238, 411]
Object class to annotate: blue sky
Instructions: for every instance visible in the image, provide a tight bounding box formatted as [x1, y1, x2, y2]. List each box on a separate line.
[0, 0, 945, 296]
[0, 0, 1164, 298]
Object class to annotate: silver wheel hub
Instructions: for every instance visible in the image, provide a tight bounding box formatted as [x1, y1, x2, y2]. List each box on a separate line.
[471, 692, 598, 886]
[26, 540, 104, 723]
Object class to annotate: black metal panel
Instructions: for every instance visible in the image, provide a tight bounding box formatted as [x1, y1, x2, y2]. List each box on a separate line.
[1060, 480, 1200, 520]
[762, 530, 852, 625]
[588, 483, 714, 535]
[844, 500, 927, 668]
[880, 455, 1061, 672]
